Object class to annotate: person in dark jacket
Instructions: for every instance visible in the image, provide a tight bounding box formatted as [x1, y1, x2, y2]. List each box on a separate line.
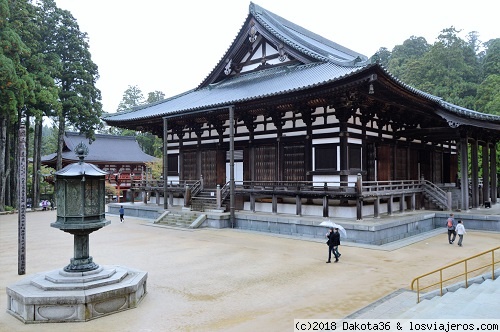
[119, 205, 125, 223]
[326, 228, 340, 263]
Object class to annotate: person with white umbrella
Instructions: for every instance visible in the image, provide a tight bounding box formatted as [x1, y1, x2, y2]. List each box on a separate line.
[326, 227, 340, 263]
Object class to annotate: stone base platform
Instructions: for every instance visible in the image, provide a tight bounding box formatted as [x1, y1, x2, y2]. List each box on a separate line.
[6, 265, 147, 323]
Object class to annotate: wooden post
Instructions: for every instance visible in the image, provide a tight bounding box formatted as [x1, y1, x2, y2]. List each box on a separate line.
[229, 105, 235, 226]
[18, 125, 27, 275]
[490, 143, 497, 204]
[374, 197, 380, 218]
[399, 194, 405, 213]
[250, 193, 255, 212]
[356, 173, 363, 220]
[163, 118, 169, 209]
[388, 195, 393, 216]
[295, 195, 302, 216]
[460, 137, 469, 210]
[272, 194, 277, 214]
[471, 139, 479, 208]
[482, 143, 490, 205]
[322, 196, 329, 218]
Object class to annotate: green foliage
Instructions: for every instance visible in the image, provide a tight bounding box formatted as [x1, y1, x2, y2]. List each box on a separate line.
[146, 91, 165, 104]
[112, 85, 164, 157]
[475, 74, 500, 114]
[117, 85, 144, 111]
[145, 159, 163, 180]
[4, 205, 14, 212]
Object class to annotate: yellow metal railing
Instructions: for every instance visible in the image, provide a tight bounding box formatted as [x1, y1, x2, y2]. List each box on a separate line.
[411, 246, 500, 303]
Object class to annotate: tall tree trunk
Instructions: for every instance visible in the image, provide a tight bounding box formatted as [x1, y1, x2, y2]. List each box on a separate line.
[0, 116, 7, 211]
[8, 117, 21, 208]
[56, 114, 66, 170]
[32, 119, 42, 208]
[6, 122, 17, 208]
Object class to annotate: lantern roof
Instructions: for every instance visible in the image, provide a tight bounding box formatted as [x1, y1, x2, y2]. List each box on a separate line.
[55, 142, 108, 177]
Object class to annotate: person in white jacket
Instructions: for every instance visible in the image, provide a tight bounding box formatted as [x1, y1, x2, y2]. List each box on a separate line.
[456, 220, 466, 247]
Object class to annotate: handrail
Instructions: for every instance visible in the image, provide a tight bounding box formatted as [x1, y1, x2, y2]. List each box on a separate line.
[220, 182, 230, 202]
[190, 180, 203, 197]
[421, 180, 448, 209]
[410, 246, 500, 303]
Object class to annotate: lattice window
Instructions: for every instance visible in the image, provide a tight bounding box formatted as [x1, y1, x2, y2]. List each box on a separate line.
[182, 151, 197, 181]
[349, 145, 362, 170]
[255, 145, 276, 182]
[284, 144, 305, 181]
[395, 147, 407, 180]
[433, 151, 442, 183]
[201, 150, 217, 187]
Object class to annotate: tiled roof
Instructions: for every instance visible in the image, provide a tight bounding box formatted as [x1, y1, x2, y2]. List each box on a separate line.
[41, 132, 158, 164]
[103, 62, 364, 122]
[250, 2, 368, 65]
[102, 2, 500, 127]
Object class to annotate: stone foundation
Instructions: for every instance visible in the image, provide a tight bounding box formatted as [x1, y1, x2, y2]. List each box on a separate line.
[6, 265, 147, 323]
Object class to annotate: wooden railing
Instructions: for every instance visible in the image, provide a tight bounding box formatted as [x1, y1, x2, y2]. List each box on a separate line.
[421, 180, 450, 210]
[362, 180, 422, 197]
[410, 246, 500, 303]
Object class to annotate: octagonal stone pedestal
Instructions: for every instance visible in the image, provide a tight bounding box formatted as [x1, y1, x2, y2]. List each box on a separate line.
[6, 265, 147, 323]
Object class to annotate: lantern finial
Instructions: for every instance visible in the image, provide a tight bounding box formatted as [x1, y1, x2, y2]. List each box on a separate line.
[74, 142, 89, 163]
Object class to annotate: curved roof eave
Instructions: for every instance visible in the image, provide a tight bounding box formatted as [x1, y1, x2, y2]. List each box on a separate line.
[374, 65, 500, 125]
[102, 62, 500, 130]
[102, 61, 369, 123]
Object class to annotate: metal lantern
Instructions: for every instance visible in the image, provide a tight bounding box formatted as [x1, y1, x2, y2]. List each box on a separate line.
[50, 142, 110, 272]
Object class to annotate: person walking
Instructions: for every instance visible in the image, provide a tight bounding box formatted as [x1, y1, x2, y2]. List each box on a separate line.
[446, 213, 457, 244]
[331, 228, 341, 262]
[119, 205, 125, 223]
[456, 220, 466, 247]
[326, 227, 340, 263]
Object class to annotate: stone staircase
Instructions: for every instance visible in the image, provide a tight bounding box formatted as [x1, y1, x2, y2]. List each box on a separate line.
[396, 275, 500, 319]
[191, 189, 225, 212]
[346, 270, 500, 319]
[154, 209, 206, 228]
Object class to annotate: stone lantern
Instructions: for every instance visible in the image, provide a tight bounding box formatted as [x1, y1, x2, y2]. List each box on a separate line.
[6, 142, 147, 323]
[51, 142, 109, 272]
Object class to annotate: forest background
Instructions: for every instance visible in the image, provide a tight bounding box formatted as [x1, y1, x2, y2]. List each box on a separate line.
[0, 0, 499, 211]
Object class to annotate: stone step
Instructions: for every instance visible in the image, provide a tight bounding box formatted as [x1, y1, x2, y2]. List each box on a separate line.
[396, 275, 500, 319]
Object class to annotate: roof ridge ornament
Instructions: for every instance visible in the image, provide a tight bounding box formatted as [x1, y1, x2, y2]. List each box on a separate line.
[224, 59, 233, 75]
[249, 22, 257, 43]
[278, 43, 287, 62]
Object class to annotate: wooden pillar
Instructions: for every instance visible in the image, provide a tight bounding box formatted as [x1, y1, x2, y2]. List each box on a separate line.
[322, 196, 329, 218]
[387, 195, 393, 216]
[411, 193, 416, 211]
[272, 195, 277, 214]
[163, 117, 169, 209]
[482, 143, 490, 205]
[250, 193, 255, 212]
[460, 136, 469, 211]
[471, 139, 479, 208]
[356, 173, 363, 220]
[339, 121, 348, 186]
[374, 197, 380, 218]
[229, 105, 235, 226]
[295, 195, 302, 216]
[399, 193, 404, 213]
[490, 142, 498, 204]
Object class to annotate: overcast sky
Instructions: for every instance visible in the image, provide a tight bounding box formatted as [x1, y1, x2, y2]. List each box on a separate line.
[54, 0, 498, 114]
